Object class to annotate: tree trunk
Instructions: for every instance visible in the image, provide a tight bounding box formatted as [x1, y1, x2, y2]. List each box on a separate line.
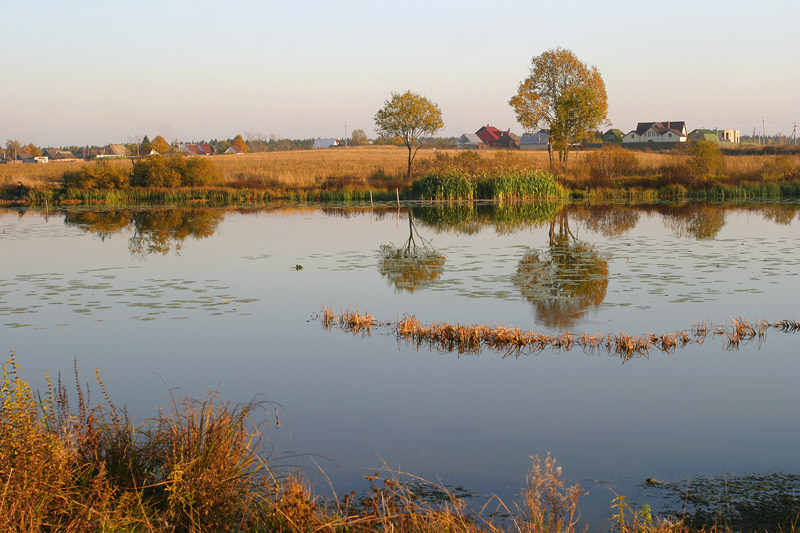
[407, 145, 413, 178]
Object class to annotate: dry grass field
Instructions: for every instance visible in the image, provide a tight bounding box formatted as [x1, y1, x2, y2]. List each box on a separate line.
[2, 145, 798, 195]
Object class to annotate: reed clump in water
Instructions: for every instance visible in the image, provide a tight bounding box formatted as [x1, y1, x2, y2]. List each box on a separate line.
[321, 310, 798, 360]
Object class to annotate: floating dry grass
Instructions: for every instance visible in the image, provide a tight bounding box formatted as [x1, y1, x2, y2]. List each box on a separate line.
[319, 310, 798, 360]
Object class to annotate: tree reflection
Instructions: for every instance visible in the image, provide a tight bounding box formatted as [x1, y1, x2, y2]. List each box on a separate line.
[378, 211, 445, 292]
[64, 208, 223, 256]
[128, 209, 221, 256]
[661, 203, 725, 240]
[514, 208, 609, 329]
[63, 210, 133, 240]
[572, 204, 640, 237]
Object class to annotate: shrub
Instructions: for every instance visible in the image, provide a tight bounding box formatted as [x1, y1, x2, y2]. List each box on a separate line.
[181, 156, 223, 186]
[761, 155, 799, 180]
[62, 160, 129, 189]
[132, 155, 182, 187]
[585, 145, 639, 185]
[688, 141, 725, 177]
[131, 155, 223, 188]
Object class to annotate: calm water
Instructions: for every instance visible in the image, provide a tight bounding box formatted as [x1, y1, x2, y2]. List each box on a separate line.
[2, 201, 799, 525]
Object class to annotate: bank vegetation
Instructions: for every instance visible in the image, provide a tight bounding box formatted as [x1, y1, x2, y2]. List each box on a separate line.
[1, 144, 799, 206]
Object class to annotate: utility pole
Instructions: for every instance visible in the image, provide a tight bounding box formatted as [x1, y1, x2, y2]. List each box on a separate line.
[753, 126, 757, 144]
[792, 122, 797, 146]
[762, 116, 766, 146]
[344, 123, 347, 147]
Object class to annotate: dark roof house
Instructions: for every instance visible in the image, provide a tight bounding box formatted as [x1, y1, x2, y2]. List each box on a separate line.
[496, 130, 521, 149]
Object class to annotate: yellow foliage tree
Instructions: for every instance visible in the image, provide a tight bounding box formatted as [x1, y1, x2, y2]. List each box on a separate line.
[151, 135, 170, 154]
[232, 134, 249, 154]
[375, 91, 443, 178]
[509, 48, 608, 170]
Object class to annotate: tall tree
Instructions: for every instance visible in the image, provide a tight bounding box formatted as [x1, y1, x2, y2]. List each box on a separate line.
[509, 47, 607, 170]
[375, 90, 443, 178]
[151, 135, 170, 154]
[5, 140, 23, 159]
[26, 144, 42, 157]
[231, 134, 249, 153]
[141, 135, 152, 155]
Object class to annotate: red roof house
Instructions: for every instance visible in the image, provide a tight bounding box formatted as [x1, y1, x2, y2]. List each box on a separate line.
[475, 125, 503, 146]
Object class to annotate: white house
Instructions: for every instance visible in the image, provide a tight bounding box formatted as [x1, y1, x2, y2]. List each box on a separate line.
[623, 122, 687, 143]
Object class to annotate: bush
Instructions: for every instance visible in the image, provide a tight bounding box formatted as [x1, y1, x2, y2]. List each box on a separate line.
[585, 145, 639, 185]
[688, 141, 725, 177]
[131, 155, 223, 188]
[62, 160, 129, 189]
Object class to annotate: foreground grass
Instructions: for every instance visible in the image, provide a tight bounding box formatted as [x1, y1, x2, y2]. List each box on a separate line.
[3, 354, 798, 532]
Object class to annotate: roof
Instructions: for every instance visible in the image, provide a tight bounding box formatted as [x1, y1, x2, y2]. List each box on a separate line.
[634, 121, 687, 136]
[688, 129, 719, 142]
[106, 144, 128, 156]
[475, 125, 502, 144]
[604, 128, 624, 138]
[520, 130, 549, 144]
[458, 133, 482, 144]
[312, 138, 338, 149]
[225, 146, 244, 154]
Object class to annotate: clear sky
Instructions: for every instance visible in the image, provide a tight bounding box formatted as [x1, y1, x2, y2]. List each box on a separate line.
[2, 0, 798, 147]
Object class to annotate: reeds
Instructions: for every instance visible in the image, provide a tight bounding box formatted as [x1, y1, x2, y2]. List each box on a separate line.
[3, 353, 798, 531]
[320, 310, 798, 360]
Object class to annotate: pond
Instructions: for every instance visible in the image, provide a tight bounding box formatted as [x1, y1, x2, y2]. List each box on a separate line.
[2, 200, 799, 527]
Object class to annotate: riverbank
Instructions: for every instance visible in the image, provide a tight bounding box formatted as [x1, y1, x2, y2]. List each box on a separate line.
[2, 145, 799, 205]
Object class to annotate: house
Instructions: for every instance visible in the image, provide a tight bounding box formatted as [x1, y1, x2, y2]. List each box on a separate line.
[457, 133, 484, 149]
[688, 129, 720, 143]
[623, 121, 687, 144]
[312, 138, 339, 149]
[171, 143, 214, 156]
[23, 156, 49, 164]
[602, 129, 624, 143]
[42, 149, 78, 161]
[106, 144, 128, 157]
[495, 130, 521, 149]
[520, 130, 550, 151]
[717, 129, 740, 144]
[224, 146, 245, 154]
[475, 125, 503, 147]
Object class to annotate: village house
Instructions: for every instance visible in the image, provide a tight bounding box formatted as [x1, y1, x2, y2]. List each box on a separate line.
[457, 133, 484, 149]
[171, 143, 215, 156]
[496, 130, 521, 149]
[224, 146, 245, 154]
[688, 128, 741, 144]
[42, 149, 79, 162]
[475, 125, 503, 147]
[96, 144, 129, 159]
[622, 121, 687, 144]
[312, 138, 339, 149]
[602, 129, 624, 143]
[520, 130, 550, 151]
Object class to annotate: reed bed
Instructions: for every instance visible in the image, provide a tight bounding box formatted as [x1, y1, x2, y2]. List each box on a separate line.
[319, 310, 798, 360]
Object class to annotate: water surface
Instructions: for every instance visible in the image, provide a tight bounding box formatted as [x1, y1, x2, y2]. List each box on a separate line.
[2, 201, 798, 525]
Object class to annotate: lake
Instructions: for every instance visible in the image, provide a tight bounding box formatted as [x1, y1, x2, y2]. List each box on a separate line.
[2, 200, 799, 526]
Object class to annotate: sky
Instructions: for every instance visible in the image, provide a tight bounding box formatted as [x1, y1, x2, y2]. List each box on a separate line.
[2, 0, 798, 147]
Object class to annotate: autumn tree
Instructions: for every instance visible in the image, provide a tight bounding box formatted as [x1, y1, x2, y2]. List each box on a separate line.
[350, 128, 368, 146]
[509, 47, 608, 170]
[151, 135, 170, 154]
[231, 134, 249, 154]
[26, 144, 42, 157]
[375, 90, 443, 178]
[5, 140, 23, 159]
